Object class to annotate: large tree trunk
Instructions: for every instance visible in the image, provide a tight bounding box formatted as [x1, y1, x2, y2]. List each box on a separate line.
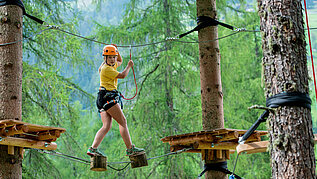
[0, 5, 23, 179]
[196, 0, 225, 179]
[257, 0, 316, 178]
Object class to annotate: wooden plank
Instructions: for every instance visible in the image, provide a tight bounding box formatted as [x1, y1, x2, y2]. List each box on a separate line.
[3, 125, 29, 136]
[216, 150, 222, 159]
[166, 136, 216, 146]
[184, 149, 201, 153]
[218, 131, 239, 142]
[0, 136, 57, 150]
[19, 147, 24, 159]
[225, 150, 230, 160]
[161, 128, 268, 143]
[0, 119, 66, 133]
[8, 145, 14, 155]
[237, 135, 317, 155]
[236, 141, 268, 154]
[37, 130, 60, 141]
[194, 141, 237, 150]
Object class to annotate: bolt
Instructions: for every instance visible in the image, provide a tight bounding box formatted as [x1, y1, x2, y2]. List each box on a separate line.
[1, 16, 8, 23]
[211, 143, 214, 148]
[0, 137, 2, 141]
[15, 21, 21, 29]
[44, 143, 50, 147]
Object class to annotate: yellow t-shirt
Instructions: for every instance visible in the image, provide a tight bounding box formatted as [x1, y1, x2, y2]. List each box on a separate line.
[100, 62, 119, 91]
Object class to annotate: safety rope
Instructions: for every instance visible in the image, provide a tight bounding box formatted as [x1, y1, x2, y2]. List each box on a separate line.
[0, 26, 53, 46]
[303, 0, 317, 103]
[120, 46, 138, 100]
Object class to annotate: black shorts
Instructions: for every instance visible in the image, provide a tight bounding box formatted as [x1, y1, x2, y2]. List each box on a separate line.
[96, 90, 123, 113]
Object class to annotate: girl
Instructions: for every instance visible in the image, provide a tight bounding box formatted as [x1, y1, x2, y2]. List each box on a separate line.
[87, 45, 144, 157]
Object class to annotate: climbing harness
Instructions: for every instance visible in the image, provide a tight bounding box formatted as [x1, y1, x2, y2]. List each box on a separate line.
[99, 87, 123, 110]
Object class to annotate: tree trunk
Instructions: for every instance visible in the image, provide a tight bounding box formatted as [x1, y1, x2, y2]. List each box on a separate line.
[196, 0, 225, 178]
[163, 0, 173, 113]
[257, 0, 316, 178]
[0, 5, 23, 179]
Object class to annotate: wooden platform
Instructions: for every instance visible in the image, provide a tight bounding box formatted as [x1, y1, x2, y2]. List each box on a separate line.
[0, 119, 66, 151]
[161, 128, 268, 160]
[236, 134, 317, 154]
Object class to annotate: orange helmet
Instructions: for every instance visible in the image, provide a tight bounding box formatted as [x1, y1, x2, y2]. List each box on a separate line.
[102, 45, 118, 56]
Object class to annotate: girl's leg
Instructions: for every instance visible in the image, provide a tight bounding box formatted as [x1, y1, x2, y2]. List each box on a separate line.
[107, 104, 133, 149]
[91, 111, 113, 148]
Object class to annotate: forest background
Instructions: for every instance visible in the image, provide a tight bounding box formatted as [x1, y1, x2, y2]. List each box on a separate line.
[19, 0, 317, 178]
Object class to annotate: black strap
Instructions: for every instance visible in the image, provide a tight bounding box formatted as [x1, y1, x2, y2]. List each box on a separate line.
[239, 92, 311, 143]
[198, 161, 242, 179]
[0, 0, 25, 13]
[0, 0, 45, 24]
[178, 16, 234, 38]
[266, 92, 311, 109]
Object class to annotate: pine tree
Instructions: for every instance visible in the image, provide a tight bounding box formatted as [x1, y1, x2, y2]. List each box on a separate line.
[0, 4, 23, 179]
[258, 0, 316, 178]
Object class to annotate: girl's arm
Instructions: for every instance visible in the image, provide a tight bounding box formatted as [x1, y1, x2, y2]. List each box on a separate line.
[112, 44, 123, 67]
[116, 60, 133, 79]
[117, 53, 123, 67]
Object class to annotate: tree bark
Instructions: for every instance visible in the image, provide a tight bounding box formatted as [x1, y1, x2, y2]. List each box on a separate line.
[257, 0, 316, 178]
[196, 0, 225, 178]
[163, 0, 174, 113]
[0, 5, 23, 179]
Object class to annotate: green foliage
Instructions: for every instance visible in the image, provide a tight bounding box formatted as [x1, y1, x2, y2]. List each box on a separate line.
[20, 0, 94, 178]
[19, 0, 313, 178]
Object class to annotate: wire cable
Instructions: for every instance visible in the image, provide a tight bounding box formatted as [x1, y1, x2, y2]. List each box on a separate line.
[0, 26, 53, 46]
[147, 148, 192, 160]
[35, 149, 90, 164]
[45, 25, 252, 48]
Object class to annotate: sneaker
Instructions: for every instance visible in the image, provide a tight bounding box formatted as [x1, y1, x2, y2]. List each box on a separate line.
[87, 147, 106, 157]
[126, 145, 145, 156]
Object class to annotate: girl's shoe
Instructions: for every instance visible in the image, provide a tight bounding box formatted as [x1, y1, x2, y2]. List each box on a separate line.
[126, 145, 145, 156]
[87, 147, 106, 157]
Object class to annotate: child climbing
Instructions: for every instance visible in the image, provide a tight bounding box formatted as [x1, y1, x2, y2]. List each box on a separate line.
[87, 44, 144, 157]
